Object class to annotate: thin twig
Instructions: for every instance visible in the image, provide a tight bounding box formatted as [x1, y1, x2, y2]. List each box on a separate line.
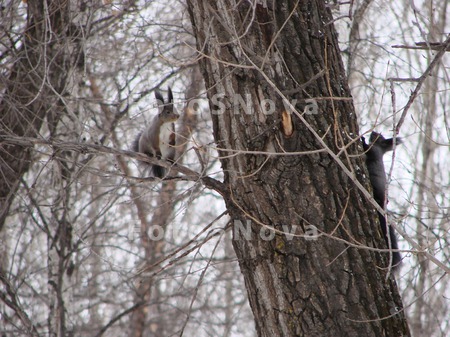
[395, 33, 450, 133]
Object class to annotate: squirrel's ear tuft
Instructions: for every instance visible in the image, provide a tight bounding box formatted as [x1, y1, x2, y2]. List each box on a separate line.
[155, 90, 164, 105]
[167, 86, 173, 103]
[369, 131, 383, 143]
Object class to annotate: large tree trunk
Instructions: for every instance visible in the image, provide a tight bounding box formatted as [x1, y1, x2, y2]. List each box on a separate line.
[187, 1, 411, 336]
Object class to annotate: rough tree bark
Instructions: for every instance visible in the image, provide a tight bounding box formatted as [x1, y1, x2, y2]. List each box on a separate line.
[187, 1, 410, 336]
[0, 0, 82, 231]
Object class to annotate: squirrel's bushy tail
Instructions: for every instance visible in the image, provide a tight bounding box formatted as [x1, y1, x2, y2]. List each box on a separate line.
[379, 213, 402, 269]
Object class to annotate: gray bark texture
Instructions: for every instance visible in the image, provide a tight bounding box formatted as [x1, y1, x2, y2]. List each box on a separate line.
[186, 1, 411, 336]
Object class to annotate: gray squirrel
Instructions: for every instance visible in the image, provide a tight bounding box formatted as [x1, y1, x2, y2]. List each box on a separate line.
[133, 87, 179, 178]
[362, 131, 402, 269]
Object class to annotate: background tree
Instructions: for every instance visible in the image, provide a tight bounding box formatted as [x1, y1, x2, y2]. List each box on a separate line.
[342, 1, 450, 335]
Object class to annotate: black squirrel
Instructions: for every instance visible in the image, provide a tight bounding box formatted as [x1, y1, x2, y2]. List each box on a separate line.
[362, 131, 402, 269]
[133, 87, 179, 178]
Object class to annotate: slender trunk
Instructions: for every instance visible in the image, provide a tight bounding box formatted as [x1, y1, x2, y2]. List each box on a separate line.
[120, 68, 202, 337]
[410, 10, 443, 335]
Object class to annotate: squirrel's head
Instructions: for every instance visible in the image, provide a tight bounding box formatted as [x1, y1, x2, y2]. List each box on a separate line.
[155, 87, 180, 122]
[368, 131, 403, 154]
